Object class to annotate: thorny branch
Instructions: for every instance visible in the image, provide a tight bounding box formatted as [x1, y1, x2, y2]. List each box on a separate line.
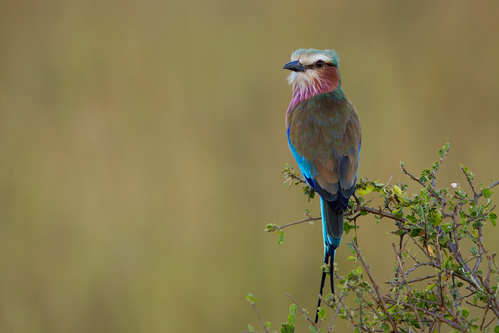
[250, 144, 499, 333]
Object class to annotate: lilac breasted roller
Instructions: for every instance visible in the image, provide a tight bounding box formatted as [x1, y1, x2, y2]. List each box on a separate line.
[283, 49, 361, 322]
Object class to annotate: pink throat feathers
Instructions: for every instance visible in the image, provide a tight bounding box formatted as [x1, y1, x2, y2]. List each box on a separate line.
[287, 67, 339, 113]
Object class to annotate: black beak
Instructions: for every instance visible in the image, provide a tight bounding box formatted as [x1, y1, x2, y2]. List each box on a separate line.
[283, 60, 307, 72]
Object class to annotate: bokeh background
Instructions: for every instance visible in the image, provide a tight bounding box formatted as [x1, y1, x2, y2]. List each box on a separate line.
[1, 1, 499, 332]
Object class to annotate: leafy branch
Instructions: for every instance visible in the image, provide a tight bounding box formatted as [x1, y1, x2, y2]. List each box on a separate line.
[246, 144, 499, 332]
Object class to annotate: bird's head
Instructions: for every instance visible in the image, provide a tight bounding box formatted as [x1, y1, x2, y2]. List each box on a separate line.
[283, 48, 341, 96]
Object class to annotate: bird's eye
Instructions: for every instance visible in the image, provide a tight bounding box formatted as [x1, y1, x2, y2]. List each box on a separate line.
[316, 60, 324, 67]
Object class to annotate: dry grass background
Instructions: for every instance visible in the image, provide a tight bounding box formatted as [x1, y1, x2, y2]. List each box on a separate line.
[0, 1, 498, 332]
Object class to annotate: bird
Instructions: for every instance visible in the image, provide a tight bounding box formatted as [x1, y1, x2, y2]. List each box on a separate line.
[283, 48, 361, 323]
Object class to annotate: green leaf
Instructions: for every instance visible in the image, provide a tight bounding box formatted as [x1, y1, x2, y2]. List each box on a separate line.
[280, 322, 295, 333]
[343, 222, 352, 234]
[248, 324, 254, 332]
[494, 325, 499, 333]
[246, 293, 258, 304]
[289, 304, 297, 316]
[288, 304, 297, 324]
[433, 210, 443, 226]
[393, 185, 402, 196]
[490, 212, 497, 226]
[410, 228, 421, 238]
[317, 307, 326, 320]
[277, 231, 285, 244]
[309, 325, 319, 333]
[483, 188, 492, 199]
[462, 307, 469, 318]
[392, 207, 402, 214]
[406, 215, 418, 223]
[358, 185, 374, 195]
[347, 242, 356, 254]
[264, 224, 278, 232]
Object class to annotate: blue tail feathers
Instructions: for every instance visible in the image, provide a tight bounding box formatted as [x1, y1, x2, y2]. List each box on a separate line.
[316, 198, 344, 323]
[320, 197, 343, 253]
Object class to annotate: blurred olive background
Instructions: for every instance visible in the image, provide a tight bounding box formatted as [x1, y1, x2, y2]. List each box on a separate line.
[1, 0, 499, 332]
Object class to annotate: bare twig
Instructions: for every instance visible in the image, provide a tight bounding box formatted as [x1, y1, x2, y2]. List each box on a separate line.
[386, 173, 394, 187]
[401, 164, 440, 199]
[483, 316, 495, 330]
[326, 295, 344, 333]
[285, 294, 320, 331]
[392, 243, 424, 332]
[359, 206, 408, 223]
[278, 217, 321, 230]
[407, 274, 438, 284]
[384, 299, 462, 330]
[350, 241, 398, 332]
[250, 303, 270, 333]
